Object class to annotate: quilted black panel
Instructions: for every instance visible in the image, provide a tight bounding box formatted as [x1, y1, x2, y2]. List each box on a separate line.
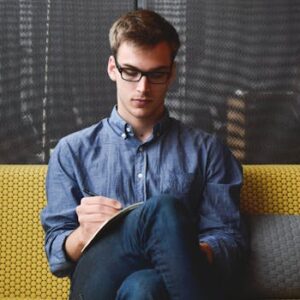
[243, 215, 300, 299]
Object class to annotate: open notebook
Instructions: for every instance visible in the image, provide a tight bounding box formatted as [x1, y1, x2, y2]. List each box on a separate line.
[81, 201, 143, 252]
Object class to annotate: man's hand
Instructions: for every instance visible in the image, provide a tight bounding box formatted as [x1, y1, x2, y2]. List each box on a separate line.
[76, 196, 122, 244]
[65, 195, 122, 262]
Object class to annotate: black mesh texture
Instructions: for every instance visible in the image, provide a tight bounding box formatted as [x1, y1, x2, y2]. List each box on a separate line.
[140, 0, 300, 163]
[1, 0, 300, 163]
[0, 0, 134, 163]
[0, 1, 47, 163]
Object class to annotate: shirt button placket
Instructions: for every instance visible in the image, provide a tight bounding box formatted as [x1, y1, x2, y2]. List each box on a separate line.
[136, 146, 145, 202]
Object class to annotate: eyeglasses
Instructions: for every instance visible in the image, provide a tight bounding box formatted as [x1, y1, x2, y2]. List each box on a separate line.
[114, 56, 172, 84]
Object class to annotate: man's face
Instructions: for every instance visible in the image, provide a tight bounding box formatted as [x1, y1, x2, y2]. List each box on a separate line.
[107, 41, 175, 126]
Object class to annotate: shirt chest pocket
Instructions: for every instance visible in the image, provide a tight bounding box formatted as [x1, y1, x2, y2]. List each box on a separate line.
[160, 171, 195, 200]
[83, 165, 109, 197]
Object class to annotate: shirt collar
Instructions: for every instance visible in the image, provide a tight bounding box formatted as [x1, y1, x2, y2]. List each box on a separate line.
[108, 105, 171, 140]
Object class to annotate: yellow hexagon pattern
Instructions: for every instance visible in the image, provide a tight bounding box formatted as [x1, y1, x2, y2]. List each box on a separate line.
[241, 165, 300, 214]
[0, 165, 69, 299]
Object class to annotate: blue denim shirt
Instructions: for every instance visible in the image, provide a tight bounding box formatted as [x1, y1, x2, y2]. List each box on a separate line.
[41, 106, 247, 278]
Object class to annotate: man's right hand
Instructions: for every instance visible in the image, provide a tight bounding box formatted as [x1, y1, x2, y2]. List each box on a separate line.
[65, 195, 122, 262]
[76, 196, 122, 244]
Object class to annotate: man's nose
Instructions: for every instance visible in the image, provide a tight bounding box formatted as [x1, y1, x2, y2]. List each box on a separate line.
[137, 75, 150, 93]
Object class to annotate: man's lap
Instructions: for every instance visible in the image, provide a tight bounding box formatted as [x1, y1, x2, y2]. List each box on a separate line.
[69, 195, 215, 300]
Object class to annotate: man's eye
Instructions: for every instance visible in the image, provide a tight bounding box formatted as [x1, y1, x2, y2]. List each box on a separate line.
[149, 72, 168, 79]
[123, 69, 140, 77]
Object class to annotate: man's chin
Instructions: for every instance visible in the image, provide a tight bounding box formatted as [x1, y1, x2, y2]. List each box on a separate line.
[131, 107, 164, 121]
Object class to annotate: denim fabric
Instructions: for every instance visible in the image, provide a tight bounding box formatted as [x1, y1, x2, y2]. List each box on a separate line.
[69, 196, 213, 300]
[116, 269, 169, 300]
[41, 106, 247, 279]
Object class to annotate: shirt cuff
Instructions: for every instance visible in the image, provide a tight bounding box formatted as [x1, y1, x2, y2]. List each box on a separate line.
[47, 229, 75, 277]
[199, 234, 234, 277]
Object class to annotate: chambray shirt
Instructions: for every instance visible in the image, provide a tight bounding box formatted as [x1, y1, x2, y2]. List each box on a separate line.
[41, 106, 247, 278]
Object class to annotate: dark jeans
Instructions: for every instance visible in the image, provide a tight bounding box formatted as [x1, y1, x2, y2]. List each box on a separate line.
[69, 195, 217, 300]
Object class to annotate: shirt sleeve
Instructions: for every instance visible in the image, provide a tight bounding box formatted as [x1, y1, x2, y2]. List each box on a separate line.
[197, 135, 249, 279]
[40, 138, 83, 277]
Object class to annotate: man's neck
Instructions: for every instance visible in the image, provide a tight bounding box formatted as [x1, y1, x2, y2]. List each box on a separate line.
[125, 117, 155, 142]
[133, 124, 154, 142]
[116, 107, 165, 142]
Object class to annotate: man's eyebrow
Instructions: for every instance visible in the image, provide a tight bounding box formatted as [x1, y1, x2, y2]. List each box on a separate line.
[121, 63, 171, 72]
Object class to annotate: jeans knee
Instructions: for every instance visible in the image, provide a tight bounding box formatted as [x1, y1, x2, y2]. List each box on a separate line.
[148, 194, 181, 212]
[147, 194, 189, 220]
[136, 195, 195, 251]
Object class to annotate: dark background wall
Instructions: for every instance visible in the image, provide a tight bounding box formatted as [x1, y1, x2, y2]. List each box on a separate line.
[1, 0, 299, 164]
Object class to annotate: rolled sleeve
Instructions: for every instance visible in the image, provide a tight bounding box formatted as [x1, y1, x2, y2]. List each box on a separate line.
[198, 136, 248, 277]
[41, 139, 82, 277]
[44, 229, 75, 277]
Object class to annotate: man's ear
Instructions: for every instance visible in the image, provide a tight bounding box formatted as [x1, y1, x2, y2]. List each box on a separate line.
[107, 55, 117, 82]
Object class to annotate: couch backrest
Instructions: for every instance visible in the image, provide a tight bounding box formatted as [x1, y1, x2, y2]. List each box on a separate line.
[241, 165, 300, 214]
[0, 165, 69, 299]
[241, 165, 300, 299]
[0, 164, 299, 299]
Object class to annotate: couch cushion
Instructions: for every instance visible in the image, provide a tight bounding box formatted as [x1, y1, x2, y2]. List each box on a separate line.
[244, 215, 300, 299]
[241, 165, 300, 214]
[0, 165, 69, 299]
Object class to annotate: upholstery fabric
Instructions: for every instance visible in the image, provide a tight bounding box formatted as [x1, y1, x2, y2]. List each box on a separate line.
[241, 165, 300, 214]
[0, 165, 69, 299]
[0, 164, 299, 299]
[241, 165, 300, 299]
[245, 215, 300, 299]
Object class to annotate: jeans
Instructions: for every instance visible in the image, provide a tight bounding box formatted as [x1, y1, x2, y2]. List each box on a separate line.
[69, 195, 216, 300]
[116, 269, 169, 300]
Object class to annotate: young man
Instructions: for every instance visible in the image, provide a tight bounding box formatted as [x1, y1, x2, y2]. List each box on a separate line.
[41, 9, 248, 300]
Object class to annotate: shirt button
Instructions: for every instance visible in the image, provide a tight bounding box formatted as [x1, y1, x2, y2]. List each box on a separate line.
[137, 173, 143, 179]
[139, 147, 143, 152]
[121, 133, 127, 139]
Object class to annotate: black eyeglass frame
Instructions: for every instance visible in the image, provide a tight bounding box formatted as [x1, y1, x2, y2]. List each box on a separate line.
[113, 55, 173, 84]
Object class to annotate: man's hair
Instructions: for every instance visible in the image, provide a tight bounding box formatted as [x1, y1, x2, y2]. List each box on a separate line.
[109, 9, 180, 61]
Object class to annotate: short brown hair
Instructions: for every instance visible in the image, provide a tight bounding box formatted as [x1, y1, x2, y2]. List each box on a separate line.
[109, 9, 180, 61]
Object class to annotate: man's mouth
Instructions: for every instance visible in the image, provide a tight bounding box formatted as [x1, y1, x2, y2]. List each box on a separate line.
[132, 97, 150, 101]
[132, 98, 151, 105]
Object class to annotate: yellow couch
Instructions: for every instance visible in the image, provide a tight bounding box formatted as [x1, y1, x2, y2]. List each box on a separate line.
[0, 165, 299, 299]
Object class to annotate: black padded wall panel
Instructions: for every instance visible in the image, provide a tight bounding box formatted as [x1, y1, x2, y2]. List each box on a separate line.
[0, 0, 134, 163]
[140, 0, 300, 163]
[1, 1, 300, 163]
